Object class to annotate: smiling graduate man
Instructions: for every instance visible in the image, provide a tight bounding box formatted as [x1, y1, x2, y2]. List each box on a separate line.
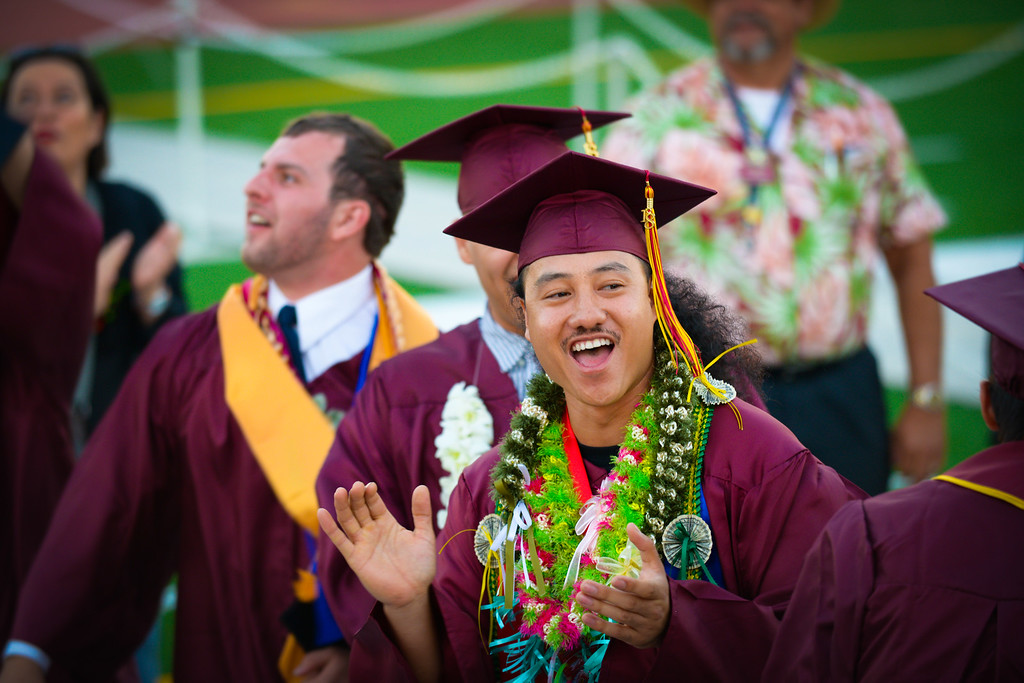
[319, 151, 862, 682]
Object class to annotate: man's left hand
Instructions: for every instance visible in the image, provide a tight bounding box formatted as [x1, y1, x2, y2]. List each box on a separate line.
[293, 644, 350, 683]
[575, 523, 670, 649]
[891, 404, 945, 483]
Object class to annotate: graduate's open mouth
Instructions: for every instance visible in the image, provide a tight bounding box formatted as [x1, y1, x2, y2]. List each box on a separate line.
[569, 335, 616, 369]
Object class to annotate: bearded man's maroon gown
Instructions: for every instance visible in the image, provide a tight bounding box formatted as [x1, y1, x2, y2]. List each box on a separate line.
[9, 308, 368, 681]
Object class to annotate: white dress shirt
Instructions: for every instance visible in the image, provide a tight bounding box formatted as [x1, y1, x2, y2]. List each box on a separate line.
[267, 265, 377, 382]
[478, 307, 542, 401]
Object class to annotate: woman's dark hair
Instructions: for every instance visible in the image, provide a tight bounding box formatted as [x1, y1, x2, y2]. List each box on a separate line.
[990, 380, 1024, 443]
[512, 258, 763, 403]
[1, 45, 111, 180]
[281, 112, 403, 259]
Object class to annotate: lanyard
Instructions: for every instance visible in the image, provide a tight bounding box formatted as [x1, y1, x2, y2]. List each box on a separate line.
[355, 312, 379, 394]
[723, 66, 798, 161]
[287, 310, 377, 392]
[296, 310, 378, 648]
[723, 66, 799, 225]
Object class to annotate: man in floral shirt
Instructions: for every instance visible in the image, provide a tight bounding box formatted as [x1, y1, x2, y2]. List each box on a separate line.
[604, 0, 947, 494]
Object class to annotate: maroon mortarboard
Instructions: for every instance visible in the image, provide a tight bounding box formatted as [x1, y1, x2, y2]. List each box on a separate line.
[386, 104, 630, 213]
[443, 150, 715, 272]
[926, 263, 1024, 400]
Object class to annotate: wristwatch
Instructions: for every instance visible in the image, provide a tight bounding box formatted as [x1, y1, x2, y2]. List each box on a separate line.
[910, 382, 944, 411]
[143, 285, 172, 318]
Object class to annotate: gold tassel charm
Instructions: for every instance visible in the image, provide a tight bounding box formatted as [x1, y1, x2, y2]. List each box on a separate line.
[578, 107, 599, 157]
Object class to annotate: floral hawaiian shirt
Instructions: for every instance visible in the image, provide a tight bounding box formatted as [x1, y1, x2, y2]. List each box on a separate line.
[604, 56, 946, 366]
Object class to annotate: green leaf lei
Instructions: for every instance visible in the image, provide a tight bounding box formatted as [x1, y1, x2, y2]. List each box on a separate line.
[487, 337, 714, 655]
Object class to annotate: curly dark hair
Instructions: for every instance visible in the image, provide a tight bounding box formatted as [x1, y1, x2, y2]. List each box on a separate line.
[661, 270, 764, 404]
[1, 45, 110, 180]
[512, 259, 763, 404]
[281, 112, 403, 258]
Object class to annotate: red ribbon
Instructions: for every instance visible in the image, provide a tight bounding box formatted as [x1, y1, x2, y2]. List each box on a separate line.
[561, 409, 593, 506]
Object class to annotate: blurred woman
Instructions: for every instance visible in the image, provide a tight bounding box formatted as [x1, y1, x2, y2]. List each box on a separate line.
[2, 46, 186, 447]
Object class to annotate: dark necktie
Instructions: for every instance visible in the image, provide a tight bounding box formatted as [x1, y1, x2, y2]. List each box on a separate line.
[277, 304, 307, 384]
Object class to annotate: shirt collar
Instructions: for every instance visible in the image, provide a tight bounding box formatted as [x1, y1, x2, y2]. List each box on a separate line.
[479, 305, 533, 373]
[267, 265, 375, 351]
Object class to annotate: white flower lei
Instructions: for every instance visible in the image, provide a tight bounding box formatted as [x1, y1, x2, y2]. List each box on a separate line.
[434, 381, 493, 527]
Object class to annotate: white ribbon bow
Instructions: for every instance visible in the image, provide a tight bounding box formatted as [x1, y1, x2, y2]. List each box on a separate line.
[490, 465, 535, 586]
[563, 495, 604, 590]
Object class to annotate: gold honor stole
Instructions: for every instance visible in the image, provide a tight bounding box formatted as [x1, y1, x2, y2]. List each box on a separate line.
[218, 264, 438, 535]
[933, 475, 1024, 511]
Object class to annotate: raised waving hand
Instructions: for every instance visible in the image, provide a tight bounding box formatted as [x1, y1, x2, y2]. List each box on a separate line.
[317, 481, 436, 607]
[317, 482, 440, 683]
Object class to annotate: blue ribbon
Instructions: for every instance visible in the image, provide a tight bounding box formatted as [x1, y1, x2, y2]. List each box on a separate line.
[355, 312, 379, 394]
[291, 311, 378, 649]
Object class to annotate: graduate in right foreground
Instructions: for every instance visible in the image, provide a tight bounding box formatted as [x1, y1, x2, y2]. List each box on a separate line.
[319, 150, 862, 682]
[764, 263, 1024, 681]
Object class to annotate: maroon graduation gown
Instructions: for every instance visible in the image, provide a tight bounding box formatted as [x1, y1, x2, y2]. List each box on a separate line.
[0, 151, 101, 643]
[764, 440, 1024, 681]
[10, 308, 366, 682]
[349, 398, 863, 681]
[317, 320, 521, 640]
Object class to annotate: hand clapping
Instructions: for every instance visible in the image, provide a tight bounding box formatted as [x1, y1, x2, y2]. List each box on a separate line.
[573, 523, 671, 649]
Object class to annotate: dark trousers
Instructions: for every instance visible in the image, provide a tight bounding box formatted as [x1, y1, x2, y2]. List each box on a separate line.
[763, 347, 889, 496]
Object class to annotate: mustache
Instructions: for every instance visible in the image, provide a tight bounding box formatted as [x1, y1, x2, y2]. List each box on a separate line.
[723, 11, 772, 34]
[563, 326, 621, 353]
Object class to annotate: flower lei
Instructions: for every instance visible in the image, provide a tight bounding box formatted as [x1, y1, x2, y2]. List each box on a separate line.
[485, 338, 713, 675]
[435, 382, 494, 527]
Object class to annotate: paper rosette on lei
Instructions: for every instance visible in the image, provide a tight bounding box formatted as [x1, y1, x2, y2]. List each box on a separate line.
[662, 514, 713, 570]
[690, 372, 737, 405]
[475, 513, 504, 569]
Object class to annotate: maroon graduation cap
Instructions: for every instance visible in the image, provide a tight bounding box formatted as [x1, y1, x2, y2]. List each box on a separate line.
[442, 150, 715, 272]
[386, 104, 630, 213]
[926, 263, 1024, 400]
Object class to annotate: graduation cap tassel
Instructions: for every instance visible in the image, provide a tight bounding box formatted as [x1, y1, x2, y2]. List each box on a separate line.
[642, 174, 747, 429]
[577, 107, 599, 157]
[642, 175, 703, 379]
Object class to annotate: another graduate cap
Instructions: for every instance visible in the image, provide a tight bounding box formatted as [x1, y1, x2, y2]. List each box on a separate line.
[926, 263, 1024, 400]
[386, 104, 630, 213]
[445, 150, 748, 412]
